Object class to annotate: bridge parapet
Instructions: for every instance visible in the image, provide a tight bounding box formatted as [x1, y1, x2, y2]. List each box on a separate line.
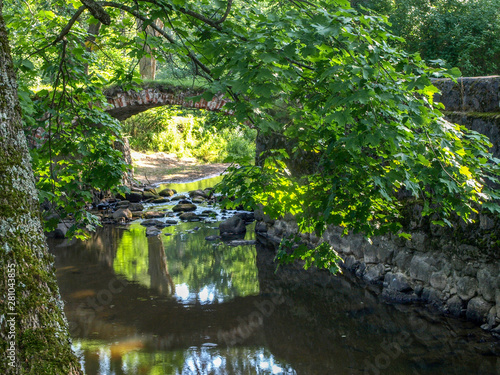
[104, 85, 229, 121]
[433, 76, 500, 113]
[433, 76, 500, 158]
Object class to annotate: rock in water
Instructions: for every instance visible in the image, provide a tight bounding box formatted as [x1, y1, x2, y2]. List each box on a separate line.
[125, 192, 142, 202]
[141, 219, 165, 227]
[219, 216, 246, 235]
[159, 188, 175, 197]
[146, 226, 162, 237]
[128, 202, 144, 211]
[112, 208, 132, 220]
[179, 212, 199, 221]
[143, 211, 166, 219]
[173, 203, 197, 212]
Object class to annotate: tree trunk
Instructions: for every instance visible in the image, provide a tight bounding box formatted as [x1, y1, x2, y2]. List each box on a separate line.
[137, 19, 163, 80]
[0, 4, 83, 375]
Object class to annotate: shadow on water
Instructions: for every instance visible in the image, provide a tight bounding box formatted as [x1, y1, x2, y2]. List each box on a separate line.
[48, 179, 500, 375]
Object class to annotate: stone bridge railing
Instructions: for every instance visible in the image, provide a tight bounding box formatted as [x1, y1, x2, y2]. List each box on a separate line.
[104, 85, 230, 121]
[433, 76, 500, 157]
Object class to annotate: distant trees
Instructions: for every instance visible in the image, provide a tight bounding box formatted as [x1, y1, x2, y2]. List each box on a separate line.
[353, 0, 500, 76]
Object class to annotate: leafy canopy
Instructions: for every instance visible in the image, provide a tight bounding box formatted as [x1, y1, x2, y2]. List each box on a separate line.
[5, 0, 500, 264]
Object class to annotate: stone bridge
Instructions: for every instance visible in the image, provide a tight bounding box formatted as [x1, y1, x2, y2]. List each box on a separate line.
[104, 84, 230, 121]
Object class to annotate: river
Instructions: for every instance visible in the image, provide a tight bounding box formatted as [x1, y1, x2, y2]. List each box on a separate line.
[48, 177, 500, 375]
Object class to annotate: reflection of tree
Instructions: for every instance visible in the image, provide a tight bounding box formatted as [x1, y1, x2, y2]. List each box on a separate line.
[162, 222, 259, 301]
[148, 236, 175, 295]
[48, 226, 125, 268]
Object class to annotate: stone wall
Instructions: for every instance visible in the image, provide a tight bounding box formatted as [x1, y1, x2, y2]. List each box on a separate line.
[256, 76, 500, 335]
[256, 213, 500, 335]
[433, 76, 500, 158]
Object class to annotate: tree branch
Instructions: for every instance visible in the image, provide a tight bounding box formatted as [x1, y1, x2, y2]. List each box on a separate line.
[26, 6, 85, 58]
[98, 2, 212, 75]
[214, 0, 232, 24]
[81, 0, 111, 25]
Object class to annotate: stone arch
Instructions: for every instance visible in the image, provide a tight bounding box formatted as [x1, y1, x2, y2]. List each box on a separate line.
[104, 85, 230, 121]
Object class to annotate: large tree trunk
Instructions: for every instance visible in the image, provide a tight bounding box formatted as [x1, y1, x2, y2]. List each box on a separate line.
[0, 4, 83, 375]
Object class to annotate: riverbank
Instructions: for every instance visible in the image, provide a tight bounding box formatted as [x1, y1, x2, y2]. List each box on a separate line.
[131, 150, 230, 185]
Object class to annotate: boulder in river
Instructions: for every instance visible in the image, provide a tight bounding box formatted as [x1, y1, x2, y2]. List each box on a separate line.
[173, 203, 197, 212]
[128, 202, 144, 211]
[143, 211, 166, 219]
[125, 192, 142, 203]
[143, 191, 158, 199]
[171, 195, 188, 201]
[141, 219, 165, 227]
[192, 197, 205, 204]
[219, 216, 246, 235]
[159, 188, 175, 197]
[113, 208, 132, 220]
[179, 212, 199, 221]
[152, 197, 170, 204]
[189, 189, 209, 199]
[146, 226, 162, 237]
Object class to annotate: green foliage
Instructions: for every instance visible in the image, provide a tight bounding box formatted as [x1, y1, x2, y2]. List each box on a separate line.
[354, 0, 500, 76]
[122, 107, 257, 164]
[5, 0, 500, 269]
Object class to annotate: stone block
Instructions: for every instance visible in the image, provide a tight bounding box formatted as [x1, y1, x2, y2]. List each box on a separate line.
[377, 241, 395, 263]
[456, 276, 478, 301]
[447, 295, 465, 317]
[384, 272, 412, 293]
[394, 251, 412, 270]
[349, 235, 365, 259]
[407, 232, 429, 252]
[466, 297, 493, 324]
[363, 264, 385, 284]
[430, 271, 448, 291]
[477, 268, 497, 302]
[409, 255, 433, 283]
[343, 255, 358, 271]
[363, 243, 378, 264]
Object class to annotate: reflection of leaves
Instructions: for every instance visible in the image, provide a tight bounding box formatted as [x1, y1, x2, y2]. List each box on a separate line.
[114, 222, 259, 300]
[75, 341, 290, 375]
[163, 222, 259, 300]
[114, 224, 150, 288]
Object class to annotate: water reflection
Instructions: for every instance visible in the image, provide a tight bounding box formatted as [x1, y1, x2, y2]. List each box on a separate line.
[72, 343, 294, 375]
[157, 175, 224, 195]
[112, 222, 259, 303]
[48, 175, 499, 375]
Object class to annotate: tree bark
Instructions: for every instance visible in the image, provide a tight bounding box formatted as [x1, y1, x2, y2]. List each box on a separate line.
[137, 19, 163, 80]
[0, 3, 83, 374]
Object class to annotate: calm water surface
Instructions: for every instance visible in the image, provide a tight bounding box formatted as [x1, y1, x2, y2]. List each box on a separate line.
[48, 179, 500, 375]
